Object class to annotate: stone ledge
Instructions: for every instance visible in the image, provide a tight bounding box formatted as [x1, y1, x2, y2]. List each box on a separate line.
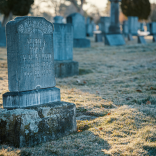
[54, 60, 79, 78]
[3, 87, 60, 109]
[0, 101, 76, 147]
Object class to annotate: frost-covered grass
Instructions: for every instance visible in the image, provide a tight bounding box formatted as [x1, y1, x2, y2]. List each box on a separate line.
[0, 36, 156, 155]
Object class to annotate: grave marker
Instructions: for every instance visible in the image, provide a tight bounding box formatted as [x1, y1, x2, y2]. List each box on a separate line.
[54, 16, 63, 23]
[1, 16, 76, 147]
[138, 36, 146, 44]
[0, 22, 6, 47]
[53, 23, 79, 77]
[128, 16, 138, 35]
[100, 17, 110, 34]
[67, 13, 90, 48]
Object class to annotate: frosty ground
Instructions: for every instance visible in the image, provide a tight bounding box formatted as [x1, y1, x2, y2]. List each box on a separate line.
[0, 36, 156, 156]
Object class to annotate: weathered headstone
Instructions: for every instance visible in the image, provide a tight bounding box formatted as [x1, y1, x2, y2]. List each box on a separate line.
[105, 0, 125, 46]
[140, 23, 144, 31]
[67, 13, 90, 48]
[54, 16, 63, 23]
[92, 21, 97, 31]
[0, 16, 76, 147]
[151, 22, 156, 35]
[95, 31, 103, 42]
[153, 35, 156, 42]
[146, 23, 151, 34]
[0, 22, 6, 47]
[122, 20, 128, 37]
[138, 36, 146, 44]
[100, 17, 110, 34]
[128, 33, 134, 41]
[98, 23, 102, 31]
[53, 23, 79, 77]
[86, 17, 93, 37]
[128, 16, 138, 35]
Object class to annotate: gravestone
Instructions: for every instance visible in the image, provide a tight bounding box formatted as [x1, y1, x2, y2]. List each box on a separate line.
[100, 17, 110, 34]
[138, 36, 146, 44]
[67, 13, 90, 48]
[128, 16, 138, 35]
[105, 0, 125, 46]
[0, 22, 6, 47]
[54, 16, 63, 23]
[98, 23, 102, 31]
[105, 34, 125, 46]
[86, 17, 93, 37]
[95, 31, 103, 42]
[140, 23, 144, 31]
[53, 23, 79, 78]
[122, 20, 128, 37]
[153, 35, 156, 42]
[151, 22, 156, 35]
[0, 16, 76, 147]
[128, 33, 134, 41]
[92, 21, 97, 31]
[146, 23, 151, 34]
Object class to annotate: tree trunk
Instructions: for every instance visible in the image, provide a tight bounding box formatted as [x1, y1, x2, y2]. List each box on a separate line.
[79, 0, 84, 15]
[2, 11, 13, 27]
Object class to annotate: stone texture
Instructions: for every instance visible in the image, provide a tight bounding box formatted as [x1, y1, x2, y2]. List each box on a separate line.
[100, 17, 110, 34]
[0, 101, 76, 147]
[73, 38, 90, 48]
[109, 0, 121, 34]
[95, 32, 103, 42]
[105, 34, 125, 46]
[138, 36, 146, 44]
[3, 87, 60, 109]
[6, 16, 55, 92]
[67, 13, 86, 39]
[54, 60, 79, 78]
[0, 25, 6, 47]
[53, 23, 73, 60]
[54, 16, 63, 23]
[128, 16, 138, 35]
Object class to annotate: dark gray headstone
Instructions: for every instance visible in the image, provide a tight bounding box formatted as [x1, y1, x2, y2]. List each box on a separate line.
[146, 23, 151, 34]
[54, 16, 63, 23]
[53, 24, 73, 60]
[122, 20, 128, 36]
[95, 31, 103, 42]
[140, 23, 144, 31]
[138, 36, 146, 44]
[105, 34, 125, 46]
[128, 34, 133, 41]
[6, 17, 55, 92]
[109, 0, 121, 34]
[153, 35, 156, 42]
[128, 16, 138, 35]
[67, 13, 86, 39]
[86, 17, 93, 37]
[100, 17, 110, 34]
[0, 24, 6, 47]
[151, 22, 156, 35]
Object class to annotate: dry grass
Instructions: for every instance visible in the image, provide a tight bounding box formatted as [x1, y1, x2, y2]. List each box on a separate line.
[0, 36, 156, 156]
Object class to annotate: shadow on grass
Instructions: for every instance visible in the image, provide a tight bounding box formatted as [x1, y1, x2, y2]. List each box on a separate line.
[143, 146, 156, 156]
[79, 69, 93, 75]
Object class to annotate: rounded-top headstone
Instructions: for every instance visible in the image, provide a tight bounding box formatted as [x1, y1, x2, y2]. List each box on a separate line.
[54, 16, 64, 23]
[6, 16, 56, 92]
[67, 13, 86, 39]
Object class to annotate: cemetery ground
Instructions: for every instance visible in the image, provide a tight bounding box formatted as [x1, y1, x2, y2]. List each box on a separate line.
[0, 36, 156, 156]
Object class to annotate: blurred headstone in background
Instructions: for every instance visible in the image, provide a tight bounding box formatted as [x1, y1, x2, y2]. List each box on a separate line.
[0, 21, 6, 47]
[122, 20, 128, 38]
[128, 16, 138, 35]
[67, 13, 90, 48]
[105, 0, 125, 46]
[54, 16, 64, 23]
[53, 23, 79, 78]
[86, 17, 93, 37]
[95, 31, 103, 42]
[100, 17, 110, 35]
[138, 36, 146, 44]
[140, 23, 145, 31]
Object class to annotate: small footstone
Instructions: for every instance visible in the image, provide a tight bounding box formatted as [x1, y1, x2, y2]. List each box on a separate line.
[73, 38, 90, 48]
[138, 36, 146, 44]
[0, 102, 76, 148]
[105, 34, 125, 46]
[54, 60, 79, 78]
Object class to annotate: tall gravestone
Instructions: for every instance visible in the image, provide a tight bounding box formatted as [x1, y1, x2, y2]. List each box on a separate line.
[67, 13, 90, 48]
[53, 23, 79, 78]
[86, 17, 93, 37]
[105, 0, 125, 46]
[0, 22, 6, 47]
[100, 17, 110, 34]
[54, 16, 64, 23]
[151, 22, 156, 42]
[0, 17, 76, 147]
[128, 16, 138, 35]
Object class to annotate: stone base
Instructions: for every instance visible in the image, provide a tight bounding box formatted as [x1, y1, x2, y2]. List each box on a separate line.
[54, 60, 79, 78]
[73, 38, 90, 48]
[138, 36, 146, 44]
[3, 87, 60, 109]
[105, 34, 125, 46]
[0, 101, 76, 147]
